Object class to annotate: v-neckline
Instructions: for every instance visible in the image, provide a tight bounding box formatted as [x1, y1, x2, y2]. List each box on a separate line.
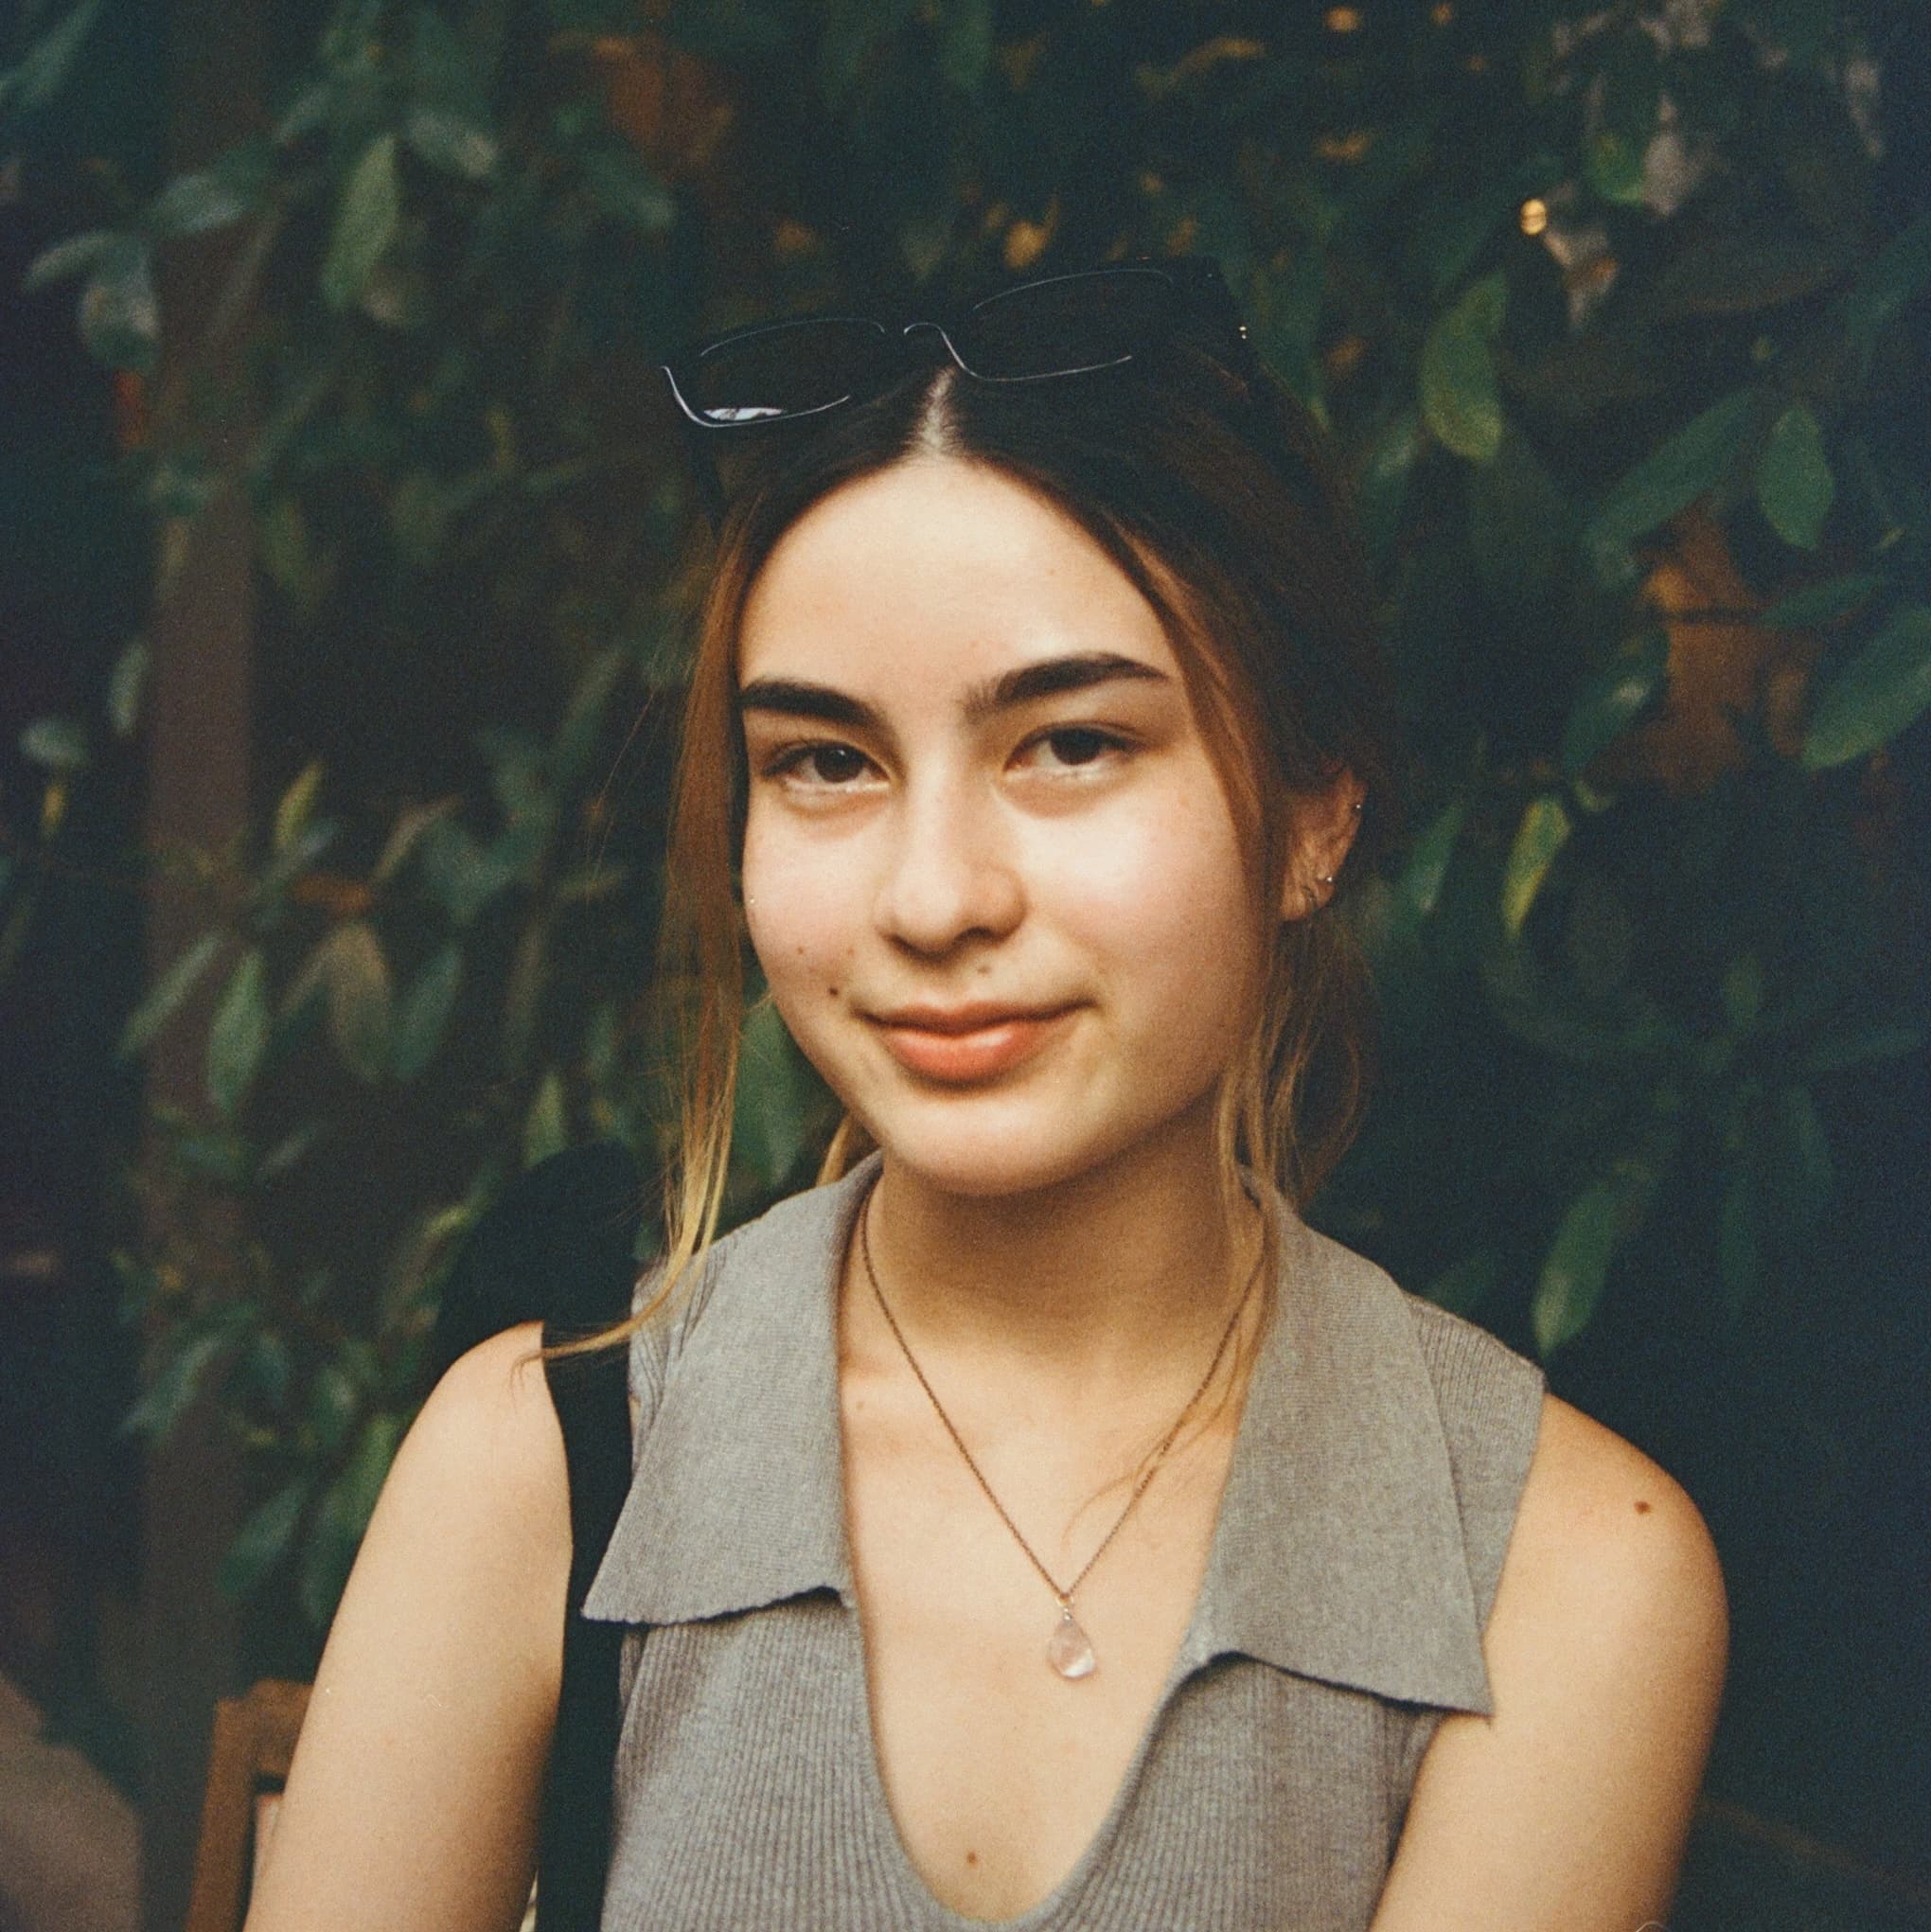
[838, 1602, 1215, 1929]
[831, 1275, 1277, 1927]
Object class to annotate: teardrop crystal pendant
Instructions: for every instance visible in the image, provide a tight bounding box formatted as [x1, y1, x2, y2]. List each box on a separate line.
[1047, 1604, 1098, 1680]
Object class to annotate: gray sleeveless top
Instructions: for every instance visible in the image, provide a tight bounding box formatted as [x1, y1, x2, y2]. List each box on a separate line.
[582, 1158, 1545, 1929]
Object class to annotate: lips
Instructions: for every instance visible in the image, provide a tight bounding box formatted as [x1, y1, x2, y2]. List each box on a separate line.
[869, 1002, 1075, 1082]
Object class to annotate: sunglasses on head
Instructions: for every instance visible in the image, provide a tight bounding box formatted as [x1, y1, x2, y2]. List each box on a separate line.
[659, 258, 1261, 519]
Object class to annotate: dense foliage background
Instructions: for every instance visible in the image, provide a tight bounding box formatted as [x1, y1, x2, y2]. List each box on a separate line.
[3, 0, 1926, 1923]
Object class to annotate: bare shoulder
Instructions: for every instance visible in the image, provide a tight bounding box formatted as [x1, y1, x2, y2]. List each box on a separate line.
[1372, 1394, 1727, 1931]
[245, 1322, 573, 1932]
[397, 1320, 571, 1536]
[1510, 1392, 1728, 1659]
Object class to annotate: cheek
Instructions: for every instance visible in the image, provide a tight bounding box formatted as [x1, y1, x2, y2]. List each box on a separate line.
[1041, 787, 1255, 988]
[742, 820, 856, 992]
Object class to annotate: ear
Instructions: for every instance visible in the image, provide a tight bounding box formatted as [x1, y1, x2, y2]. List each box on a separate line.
[1279, 769, 1367, 921]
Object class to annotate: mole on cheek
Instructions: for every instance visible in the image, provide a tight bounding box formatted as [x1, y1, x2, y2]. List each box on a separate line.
[1635, 1499, 1652, 1515]
[965, 1851, 979, 1868]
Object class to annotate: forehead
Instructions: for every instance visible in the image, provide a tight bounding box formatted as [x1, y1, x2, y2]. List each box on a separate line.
[735, 457, 1179, 688]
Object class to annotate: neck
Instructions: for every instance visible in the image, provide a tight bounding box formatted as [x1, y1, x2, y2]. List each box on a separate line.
[858, 1106, 1264, 1387]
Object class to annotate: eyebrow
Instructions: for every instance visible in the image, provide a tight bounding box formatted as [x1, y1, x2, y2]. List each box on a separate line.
[736, 651, 1172, 732]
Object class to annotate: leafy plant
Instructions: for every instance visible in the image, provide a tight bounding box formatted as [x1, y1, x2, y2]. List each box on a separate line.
[5, 0, 1924, 1648]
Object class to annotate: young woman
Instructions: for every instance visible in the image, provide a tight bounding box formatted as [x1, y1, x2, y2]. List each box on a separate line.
[247, 262, 1727, 1930]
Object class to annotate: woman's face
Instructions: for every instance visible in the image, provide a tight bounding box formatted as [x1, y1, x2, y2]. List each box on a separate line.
[736, 457, 1276, 1200]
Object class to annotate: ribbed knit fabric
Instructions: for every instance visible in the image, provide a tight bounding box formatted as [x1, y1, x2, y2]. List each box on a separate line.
[582, 1159, 1546, 1930]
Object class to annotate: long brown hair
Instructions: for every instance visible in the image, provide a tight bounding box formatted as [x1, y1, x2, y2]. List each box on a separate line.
[604, 322, 1397, 1345]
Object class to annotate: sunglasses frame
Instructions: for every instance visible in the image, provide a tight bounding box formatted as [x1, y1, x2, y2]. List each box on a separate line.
[658, 259, 1263, 521]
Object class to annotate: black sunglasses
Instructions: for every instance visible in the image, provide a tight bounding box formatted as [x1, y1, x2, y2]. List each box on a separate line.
[659, 259, 1260, 519]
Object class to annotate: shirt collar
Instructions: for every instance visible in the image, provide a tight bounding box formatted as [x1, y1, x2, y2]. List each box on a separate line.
[583, 1156, 1496, 1716]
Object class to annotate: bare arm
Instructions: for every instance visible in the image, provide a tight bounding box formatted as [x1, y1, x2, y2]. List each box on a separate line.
[1372, 1394, 1728, 1932]
[244, 1322, 572, 1932]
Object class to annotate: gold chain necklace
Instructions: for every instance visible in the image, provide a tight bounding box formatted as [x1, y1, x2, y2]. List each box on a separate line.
[858, 1183, 1261, 1681]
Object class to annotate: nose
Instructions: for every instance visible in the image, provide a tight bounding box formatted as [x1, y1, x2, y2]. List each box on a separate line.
[873, 770, 1024, 958]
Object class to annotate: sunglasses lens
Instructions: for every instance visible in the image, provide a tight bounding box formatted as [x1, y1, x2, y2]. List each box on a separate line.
[957, 270, 1178, 380]
[682, 318, 890, 425]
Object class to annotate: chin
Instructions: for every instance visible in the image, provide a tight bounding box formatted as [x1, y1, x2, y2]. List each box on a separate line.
[857, 1106, 1161, 1203]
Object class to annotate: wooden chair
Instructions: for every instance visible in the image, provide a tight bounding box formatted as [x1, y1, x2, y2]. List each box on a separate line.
[184, 1679, 310, 1932]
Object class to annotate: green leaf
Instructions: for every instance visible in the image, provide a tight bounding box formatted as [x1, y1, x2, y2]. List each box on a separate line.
[20, 716, 87, 771]
[120, 933, 221, 1056]
[125, 1328, 229, 1440]
[218, 1478, 311, 1602]
[523, 1069, 568, 1168]
[391, 944, 463, 1080]
[1585, 388, 1757, 551]
[580, 148, 675, 234]
[372, 798, 457, 885]
[415, 817, 511, 925]
[1500, 795, 1571, 939]
[1561, 629, 1668, 776]
[108, 638, 149, 737]
[1395, 801, 1466, 923]
[551, 647, 626, 787]
[306, 1361, 360, 1456]
[321, 133, 401, 312]
[258, 1123, 326, 1180]
[1761, 574, 1882, 629]
[1419, 273, 1507, 465]
[77, 241, 158, 373]
[147, 154, 268, 238]
[239, 1329, 294, 1409]
[252, 818, 339, 913]
[405, 106, 497, 180]
[322, 921, 394, 1082]
[23, 228, 116, 291]
[502, 918, 549, 1076]
[299, 1411, 403, 1629]
[1355, 407, 1421, 560]
[1755, 403, 1834, 550]
[1843, 211, 1931, 353]
[1585, 130, 1646, 206]
[1417, 184, 1516, 297]
[0, 0, 103, 120]
[936, 0, 993, 93]
[274, 80, 335, 146]
[1533, 1180, 1621, 1356]
[274, 761, 325, 857]
[206, 948, 271, 1118]
[1721, 953, 1763, 1031]
[168, 1125, 252, 1188]
[1801, 606, 1931, 770]
[733, 998, 812, 1188]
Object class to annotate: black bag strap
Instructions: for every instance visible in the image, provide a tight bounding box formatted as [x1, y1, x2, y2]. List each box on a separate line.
[536, 1319, 632, 1930]
[430, 1142, 646, 1932]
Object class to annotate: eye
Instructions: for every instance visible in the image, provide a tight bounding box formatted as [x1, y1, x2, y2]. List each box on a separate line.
[761, 740, 875, 788]
[1019, 726, 1131, 772]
